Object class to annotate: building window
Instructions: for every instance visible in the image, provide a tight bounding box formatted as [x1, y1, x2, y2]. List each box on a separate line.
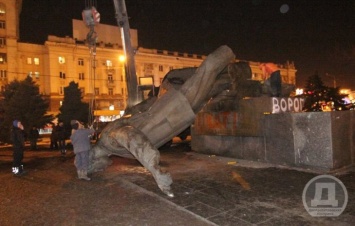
[0, 70, 6, 79]
[59, 86, 64, 95]
[27, 58, 32, 64]
[159, 65, 163, 72]
[108, 88, 113, 95]
[34, 58, 39, 65]
[0, 37, 5, 46]
[78, 58, 84, 66]
[0, 3, 6, 16]
[79, 73, 85, 80]
[106, 60, 112, 67]
[0, 54, 5, 64]
[121, 88, 124, 95]
[108, 74, 113, 81]
[59, 72, 66, 79]
[0, 21, 5, 29]
[94, 88, 99, 95]
[59, 56, 65, 64]
[169, 66, 173, 71]
[34, 72, 40, 79]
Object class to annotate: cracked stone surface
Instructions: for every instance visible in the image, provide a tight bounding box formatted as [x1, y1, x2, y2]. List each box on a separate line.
[0, 138, 354, 225]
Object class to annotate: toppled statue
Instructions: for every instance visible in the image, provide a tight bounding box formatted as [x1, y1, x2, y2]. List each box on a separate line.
[89, 45, 236, 197]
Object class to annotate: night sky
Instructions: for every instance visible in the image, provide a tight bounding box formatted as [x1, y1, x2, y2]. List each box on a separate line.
[19, 0, 355, 89]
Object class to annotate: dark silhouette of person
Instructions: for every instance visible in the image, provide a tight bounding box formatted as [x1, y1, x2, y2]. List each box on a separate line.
[29, 126, 39, 150]
[11, 120, 26, 176]
[56, 121, 66, 155]
[50, 123, 58, 150]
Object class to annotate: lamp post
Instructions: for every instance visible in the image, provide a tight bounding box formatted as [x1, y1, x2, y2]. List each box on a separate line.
[119, 55, 127, 109]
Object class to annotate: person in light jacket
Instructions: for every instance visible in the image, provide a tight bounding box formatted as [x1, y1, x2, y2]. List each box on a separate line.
[70, 120, 95, 181]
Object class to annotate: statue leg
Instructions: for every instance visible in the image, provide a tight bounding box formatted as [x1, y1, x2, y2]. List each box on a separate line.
[108, 125, 174, 197]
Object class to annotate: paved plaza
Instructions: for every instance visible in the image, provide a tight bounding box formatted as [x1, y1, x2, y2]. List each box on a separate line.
[0, 139, 354, 225]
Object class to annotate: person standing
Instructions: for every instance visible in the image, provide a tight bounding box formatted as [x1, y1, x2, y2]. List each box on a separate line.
[11, 120, 26, 176]
[50, 123, 58, 150]
[259, 62, 282, 97]
[70, 120, 94, 181]
[56, 121, 66, 156]
[28, 126, 39, 150]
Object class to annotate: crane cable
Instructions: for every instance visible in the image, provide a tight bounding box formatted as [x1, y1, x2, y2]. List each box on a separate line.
[82, 0, 100, 129]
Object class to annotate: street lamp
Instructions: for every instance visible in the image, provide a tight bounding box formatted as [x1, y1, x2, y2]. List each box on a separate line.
[119, 55, 127, 109]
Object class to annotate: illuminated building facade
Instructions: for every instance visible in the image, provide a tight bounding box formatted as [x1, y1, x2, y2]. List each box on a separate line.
[1, 0, 297, 117]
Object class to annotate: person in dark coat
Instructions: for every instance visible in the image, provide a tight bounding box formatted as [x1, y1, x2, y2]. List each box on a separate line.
[28, 126, 39, 150]
[259, 62, 282, 97]
[56, 121, 66, 155]
[11, 120, 26, 176]
[50, 123, 58, 150]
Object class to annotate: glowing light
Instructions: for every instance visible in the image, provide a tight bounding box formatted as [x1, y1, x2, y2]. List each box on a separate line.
[296, 88, 303, 95]
[280, 4, 289, 14]
[119, 55, 126, 62]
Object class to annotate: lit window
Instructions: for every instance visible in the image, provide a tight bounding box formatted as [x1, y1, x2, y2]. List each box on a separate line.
[34, 72, 40, 79]
[78, 58, 84, 66]
[0, 55, 4, 64]
[0, 3, 6, 16]
[106, 60, 112, 67]
[28, 71, 33, 77]
[59, 101, 63, 106]
[27, 58, 32, 64]
[34, 58, 39, 65]
[79, 73, 85, 80]
[59, 56, 65, 64]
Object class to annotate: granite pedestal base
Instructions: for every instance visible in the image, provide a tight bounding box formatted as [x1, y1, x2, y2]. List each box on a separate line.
[192, 111, 355, 173]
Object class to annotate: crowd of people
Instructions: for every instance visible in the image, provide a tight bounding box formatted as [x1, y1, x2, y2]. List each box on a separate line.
[11, 119, 95, 181]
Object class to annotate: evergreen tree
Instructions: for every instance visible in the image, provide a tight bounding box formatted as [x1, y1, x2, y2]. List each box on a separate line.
[302, 72, 347, 111]
[0, 76, 53, 142]
[57, 81, 89, 137]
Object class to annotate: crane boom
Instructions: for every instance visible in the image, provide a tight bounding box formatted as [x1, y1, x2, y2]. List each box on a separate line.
[113, 0, 141, 108]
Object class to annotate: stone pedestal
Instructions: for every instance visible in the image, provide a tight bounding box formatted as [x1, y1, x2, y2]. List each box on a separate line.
[192, 97, 355, 173]
[264, 111, 355, 171]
